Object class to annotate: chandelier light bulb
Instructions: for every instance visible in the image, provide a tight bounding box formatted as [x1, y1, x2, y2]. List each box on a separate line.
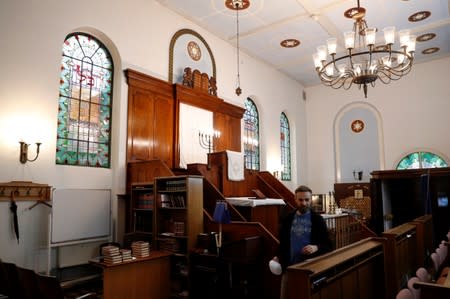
[383, 26, 395, 45]
[344, 31, 355, 49]
[382, 56, 391, 67]
[338, 64, 346, 74]
[364, 28, 376, 46]
[407, 35, 416, 53]
[317, 45, 327, 61]
[325, 64, 334, 76]
[313, 53, 322, 68]
[399, 29, 411, 48]
[354, 64, 362, 75]
[326, 37, 337, 55]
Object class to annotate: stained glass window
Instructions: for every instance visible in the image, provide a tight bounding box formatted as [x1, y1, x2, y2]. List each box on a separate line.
[397, 151, 448, 170]
[280, 113, 291, 180]
[243, 98, 260, 170]
[56, 33, 113, 168]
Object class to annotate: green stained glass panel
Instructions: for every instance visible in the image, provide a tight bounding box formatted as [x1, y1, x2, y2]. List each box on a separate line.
[420, 152, 448, 168]
[56, 33, 113, 168]
[397, 152, 447, 169]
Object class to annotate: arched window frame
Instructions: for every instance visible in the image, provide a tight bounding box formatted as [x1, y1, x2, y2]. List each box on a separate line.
[280, 112, 291, 180]
[396, 151, 448, 170]
[243, 98, 260, 170]
[56, 32, 114, 168]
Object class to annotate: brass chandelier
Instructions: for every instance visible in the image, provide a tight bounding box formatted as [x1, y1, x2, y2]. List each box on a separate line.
[313, 0, 416, 98]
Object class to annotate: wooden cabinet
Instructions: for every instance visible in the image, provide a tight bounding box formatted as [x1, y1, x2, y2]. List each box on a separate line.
[91, 251, 171, 299]
[154, 175, 204, 298]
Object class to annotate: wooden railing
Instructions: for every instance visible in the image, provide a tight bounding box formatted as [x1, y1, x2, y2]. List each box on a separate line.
[324, 214, 377, 250]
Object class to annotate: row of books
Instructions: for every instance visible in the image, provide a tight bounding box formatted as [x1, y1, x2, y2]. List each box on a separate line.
[160, 180, 186, 191]
[137, 192, 154, 209]
[160, 194, 186, 208]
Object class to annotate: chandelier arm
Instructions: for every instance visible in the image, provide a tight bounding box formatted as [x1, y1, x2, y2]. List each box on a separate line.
[377, 73, 392, 84]
[343, 77, 353, 90]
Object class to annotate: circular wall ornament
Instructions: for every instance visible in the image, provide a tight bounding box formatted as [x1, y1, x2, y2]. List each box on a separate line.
[187, 41, 201, 61]
[351, 119, 365, 133]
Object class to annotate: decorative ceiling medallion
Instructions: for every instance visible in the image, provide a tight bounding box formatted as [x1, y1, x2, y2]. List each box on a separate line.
[351, 119, 365, 133]
[416, 33, 436, 42]
[344, 6, 366, 19]
[280, 39, 300, 48]
[225, 0, 250, 10]
[187, 41, 201, 61]
[422, 47, 439, 55]
[408, 11, 431, 22]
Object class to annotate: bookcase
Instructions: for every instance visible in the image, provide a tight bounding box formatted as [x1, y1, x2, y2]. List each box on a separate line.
[125, 182, 155, 246]
[154, 175, 204, 299]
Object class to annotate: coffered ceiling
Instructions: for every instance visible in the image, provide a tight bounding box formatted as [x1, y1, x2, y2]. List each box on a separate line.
[156, 0, 450, 87]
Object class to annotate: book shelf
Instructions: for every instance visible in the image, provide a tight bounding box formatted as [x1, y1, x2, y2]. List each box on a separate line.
[154, 175, 203, 299]
[125, 182, 155, 246]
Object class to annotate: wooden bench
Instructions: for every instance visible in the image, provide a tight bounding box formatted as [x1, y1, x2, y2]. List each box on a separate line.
[285, 237, 386, 299]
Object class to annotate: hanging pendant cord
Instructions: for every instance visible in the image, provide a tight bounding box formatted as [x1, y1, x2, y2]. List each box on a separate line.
[236, 2, 241, 88]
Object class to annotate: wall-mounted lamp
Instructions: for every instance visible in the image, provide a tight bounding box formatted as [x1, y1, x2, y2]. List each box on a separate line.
[19, 141, 41, 164]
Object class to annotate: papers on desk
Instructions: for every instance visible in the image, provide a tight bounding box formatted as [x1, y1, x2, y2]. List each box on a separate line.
[226, 197, 286, 207]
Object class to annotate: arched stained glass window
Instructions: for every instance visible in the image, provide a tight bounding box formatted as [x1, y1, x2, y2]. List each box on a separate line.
[243, 98, 260, 170]
[397, 151, 448, 170]
[56, 33, 113, 168]
[280, 112, 291, 180]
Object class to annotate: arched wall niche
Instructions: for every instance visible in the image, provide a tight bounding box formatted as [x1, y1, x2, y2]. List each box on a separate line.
[169, 28, 216, 84]
[334, 101, 385, 183]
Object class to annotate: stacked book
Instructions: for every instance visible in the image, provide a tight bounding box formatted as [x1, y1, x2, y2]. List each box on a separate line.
[102, 245, 122, 265]
[131, 241, 150, 258]
[121, 249, 132, 262]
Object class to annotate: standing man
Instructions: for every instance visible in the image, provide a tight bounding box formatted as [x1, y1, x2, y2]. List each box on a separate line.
[271, 185, 332, 298]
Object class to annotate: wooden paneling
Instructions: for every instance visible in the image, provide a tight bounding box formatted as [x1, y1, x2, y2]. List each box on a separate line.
[125, 69, 245, 172]
[175, 84, 244, 152]
[126, 160, 174, 193]
[125, 69, 174, 167]
[214, 112, 241, 152]
[382, 223, 419, 299]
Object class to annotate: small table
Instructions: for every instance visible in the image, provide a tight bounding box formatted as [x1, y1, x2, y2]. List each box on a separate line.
[90, 251, 171, 299]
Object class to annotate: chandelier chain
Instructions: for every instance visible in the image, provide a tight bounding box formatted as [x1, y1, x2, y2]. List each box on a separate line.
[235, 2, 241, 93]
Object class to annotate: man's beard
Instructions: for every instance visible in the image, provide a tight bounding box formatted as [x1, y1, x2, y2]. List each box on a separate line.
[298, 206, 310, 214]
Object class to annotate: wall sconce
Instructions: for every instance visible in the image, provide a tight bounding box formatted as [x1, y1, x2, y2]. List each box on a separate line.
[19, 141, 41, 164]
